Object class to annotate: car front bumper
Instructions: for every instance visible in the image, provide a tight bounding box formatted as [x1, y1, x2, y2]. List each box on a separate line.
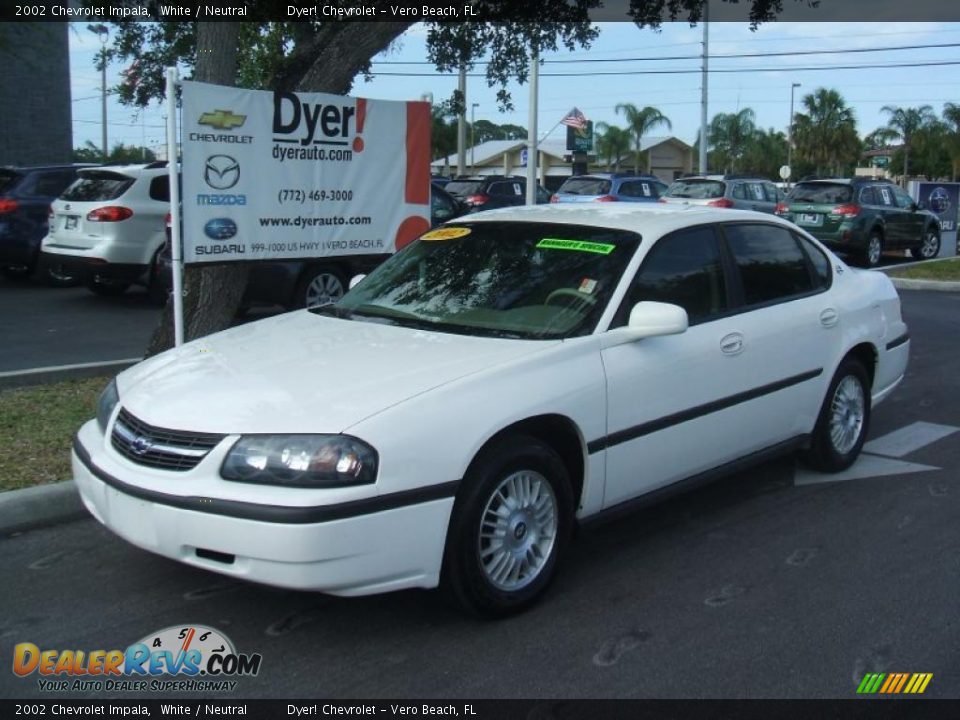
[73, 422, 454, 596]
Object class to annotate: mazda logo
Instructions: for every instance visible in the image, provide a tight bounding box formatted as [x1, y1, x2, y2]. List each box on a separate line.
[204, 155, 240, 190]
[130, 436, 153, 456]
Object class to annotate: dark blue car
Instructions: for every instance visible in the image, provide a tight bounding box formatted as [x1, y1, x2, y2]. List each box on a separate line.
[0, 164, 92, 280]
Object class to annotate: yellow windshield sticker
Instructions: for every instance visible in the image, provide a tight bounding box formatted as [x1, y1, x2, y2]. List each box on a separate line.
[537, 238, 615, 255]
[421, 227, 472, 241]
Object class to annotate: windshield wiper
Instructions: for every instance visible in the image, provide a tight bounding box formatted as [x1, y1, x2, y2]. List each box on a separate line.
[309, 304, 353, 319]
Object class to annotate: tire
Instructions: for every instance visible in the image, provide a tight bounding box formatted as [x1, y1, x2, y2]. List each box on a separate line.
[441, 435, 575, 618]
[858, 231, 883, 268]
[294, 265, 346, 309]
[911, 227, 941, 260]
[0, 264, 33, 280]
[146, 250, 168, 306]
[43, 263, 80, 288]
[86, 278, 129, 297]
[800, 358, 871, 473]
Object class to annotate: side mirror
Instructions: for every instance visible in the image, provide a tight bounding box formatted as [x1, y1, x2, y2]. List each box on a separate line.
[602, 302, 689, 348]
[349, 274, 366, 290]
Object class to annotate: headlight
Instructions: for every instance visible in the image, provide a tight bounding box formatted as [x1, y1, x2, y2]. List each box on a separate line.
[221, 435, 378, 488]
[96, 379, 119, 434]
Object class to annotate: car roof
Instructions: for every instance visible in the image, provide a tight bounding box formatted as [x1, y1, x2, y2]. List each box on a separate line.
[0, 163, 94, 173]
[77, 164, 168, 178]
[454, 203, 797, 238]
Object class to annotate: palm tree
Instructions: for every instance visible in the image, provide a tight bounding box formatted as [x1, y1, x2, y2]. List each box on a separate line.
[880, 104, 937, 183]
[594, 123, 632, 172]
[792, 88, 859, 177]
[943, 102, 960, 181]
[614, 103, 672, 174]
[708, 108, 757, 173]
[741, 127, 787, 179]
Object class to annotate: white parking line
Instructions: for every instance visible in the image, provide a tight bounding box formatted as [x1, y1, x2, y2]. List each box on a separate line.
[0, 358, 141, 379]
[795, 455, 939, 486]
[863, 422, 959, 458]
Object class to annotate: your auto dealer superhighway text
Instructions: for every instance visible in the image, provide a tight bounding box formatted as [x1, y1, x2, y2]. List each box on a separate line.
[288, 705, 475, 716]
[287, 5, 478, 18]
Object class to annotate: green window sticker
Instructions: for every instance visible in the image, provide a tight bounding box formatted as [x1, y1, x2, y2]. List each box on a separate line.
[536, 238, 616, 255]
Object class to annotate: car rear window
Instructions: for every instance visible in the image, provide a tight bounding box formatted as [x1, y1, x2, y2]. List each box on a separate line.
[559, 177, 612, 196]
[445, 181, 486, 196]
[788, 183, 853, 205]
[665, 179, 725, 199]
[0, 170, 24, 194]
[61, 171, 136, 202]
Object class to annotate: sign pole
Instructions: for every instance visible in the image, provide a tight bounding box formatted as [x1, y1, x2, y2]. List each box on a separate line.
[525, 45, 539, 205]
[165, 67, 184, 347]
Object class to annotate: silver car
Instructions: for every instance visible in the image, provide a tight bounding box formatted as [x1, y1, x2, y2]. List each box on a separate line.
[661, 175, 783, 214]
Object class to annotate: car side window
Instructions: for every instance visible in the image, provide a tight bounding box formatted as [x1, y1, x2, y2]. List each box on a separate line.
[618, 226, 728, 325]
[723, 223, 814, 306]
[796, 234, 832, 290]
[732, 183, 748, 200]
[763, 183, 780, 203]
[892, 187, 915, 209]
[149, 176, 170, 202]
[859, 186, 877, 205]
[748, 183, 766, 201]
[876, 185, 894, 207]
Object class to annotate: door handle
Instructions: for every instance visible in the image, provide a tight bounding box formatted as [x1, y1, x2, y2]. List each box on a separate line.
[720, 332, 744, 355]
[820, 308, 839, 327]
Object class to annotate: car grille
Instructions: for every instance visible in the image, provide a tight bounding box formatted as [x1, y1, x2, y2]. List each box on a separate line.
[110, 408, 226, 472]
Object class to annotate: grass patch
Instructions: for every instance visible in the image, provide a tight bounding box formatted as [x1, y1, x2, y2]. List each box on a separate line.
[0, 376, 108, 492]
[887, 257, 960, 281]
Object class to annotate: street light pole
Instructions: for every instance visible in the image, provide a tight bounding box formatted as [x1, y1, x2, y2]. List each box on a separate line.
[470, 102, 479, 171]
[788, 82, 801, 186]
[88, 24, 109, 162]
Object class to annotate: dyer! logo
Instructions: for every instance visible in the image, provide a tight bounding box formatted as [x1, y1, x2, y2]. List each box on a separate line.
[204, 155, 240, 190]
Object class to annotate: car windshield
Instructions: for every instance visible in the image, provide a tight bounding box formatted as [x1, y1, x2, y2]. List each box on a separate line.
[0, 170, 23, 194]
[314, 221, 640, 340]
[559, 178, 612, 196]
[665, 179, 725, 199]
[444, 181, 486, 197]
[788, 183, 854, 204]
[61, 171, 135, 202]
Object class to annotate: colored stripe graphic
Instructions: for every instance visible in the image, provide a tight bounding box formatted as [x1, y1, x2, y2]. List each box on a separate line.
[857, 672, 932, 694]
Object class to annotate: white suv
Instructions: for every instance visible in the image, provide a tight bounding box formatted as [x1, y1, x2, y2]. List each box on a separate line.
[41, 163, 170, 299]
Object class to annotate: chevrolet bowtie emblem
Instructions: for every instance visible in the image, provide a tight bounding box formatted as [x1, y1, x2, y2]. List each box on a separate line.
[198, 109, 246, 130]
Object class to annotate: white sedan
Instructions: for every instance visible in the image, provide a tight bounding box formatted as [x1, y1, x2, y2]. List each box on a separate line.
[73, 205, 909, 617]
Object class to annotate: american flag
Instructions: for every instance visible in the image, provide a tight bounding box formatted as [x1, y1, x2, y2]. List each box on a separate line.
[560, 107, 588, 131]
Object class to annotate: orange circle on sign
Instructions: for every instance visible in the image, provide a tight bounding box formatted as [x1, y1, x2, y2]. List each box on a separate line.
[352, 136, 365, 152]
[395, 216, 431, 251]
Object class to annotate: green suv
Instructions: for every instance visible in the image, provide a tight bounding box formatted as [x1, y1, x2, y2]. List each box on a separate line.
[776, 178, 941, 267]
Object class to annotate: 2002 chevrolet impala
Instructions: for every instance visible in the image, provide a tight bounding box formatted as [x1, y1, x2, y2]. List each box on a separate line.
[73, 205, 909, 616]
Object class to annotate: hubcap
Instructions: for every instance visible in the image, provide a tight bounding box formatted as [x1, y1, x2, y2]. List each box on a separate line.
[478, 470, 558, 592]
[868, 237, 881, 265]
[829, 375, 865, 455]
[920, 232, 939, 258]
[305, 272, 344, 308]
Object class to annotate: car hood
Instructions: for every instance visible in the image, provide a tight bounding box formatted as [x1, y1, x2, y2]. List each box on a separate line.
[116, 311, 557, 435]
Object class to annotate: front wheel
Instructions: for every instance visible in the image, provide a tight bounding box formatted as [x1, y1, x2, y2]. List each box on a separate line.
[441, 435, 574, 618]
[912, 228, 941, 260]
[294, 266, 346, 309]
[800, 358, 871, 473]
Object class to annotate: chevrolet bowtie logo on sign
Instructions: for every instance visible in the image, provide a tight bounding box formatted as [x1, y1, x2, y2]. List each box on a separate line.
[198, 110, 247, 130]
[857, 673, 933, 695]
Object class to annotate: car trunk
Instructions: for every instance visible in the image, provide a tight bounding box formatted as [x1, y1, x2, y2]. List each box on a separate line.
[46, 171, 135, 249]
[786, 183, 855, 234]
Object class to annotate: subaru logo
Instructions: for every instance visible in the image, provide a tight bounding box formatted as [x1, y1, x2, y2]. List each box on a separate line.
[204, 155, 240, 190]
[130, 436, 153, 456]
[204, 218, 238, 240]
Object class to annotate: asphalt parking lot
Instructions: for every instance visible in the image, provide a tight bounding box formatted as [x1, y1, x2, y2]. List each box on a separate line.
[1, 289, 958, 700]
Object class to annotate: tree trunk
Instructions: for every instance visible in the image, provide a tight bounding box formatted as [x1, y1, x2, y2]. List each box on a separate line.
[146, 22, 245, 357]
[145, 22, 411, 358]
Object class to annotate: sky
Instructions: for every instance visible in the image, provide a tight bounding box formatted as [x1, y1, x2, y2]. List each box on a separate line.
[67, 21, 960, 157]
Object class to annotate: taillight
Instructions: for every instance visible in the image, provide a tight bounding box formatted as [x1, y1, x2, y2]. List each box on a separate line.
[86, 206, 133, 222]
[658, 197, 668, 203]
[0, 199, 18, 214]
[831, 204, 860, 217]
[165, 212, 171, 229]
[465, 194, 489, 206]
[550, 194, 559, 203]
[775, 202, 790, 215]
[595, 195, 617, 202]
[707, 198, 735, 208]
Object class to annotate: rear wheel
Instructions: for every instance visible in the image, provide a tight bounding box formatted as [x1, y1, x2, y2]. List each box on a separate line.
[859, 231, 883, 268]
[43, 262, 80, 287]
[800, 358, 871, 473]
[911, 228, 940, 260]
[0, 264, 33, 280]
[294, 265, 346, 309]
[441, 435, 574, 618]
[146, 249, 168, 306]
[86, 277, 129, 297]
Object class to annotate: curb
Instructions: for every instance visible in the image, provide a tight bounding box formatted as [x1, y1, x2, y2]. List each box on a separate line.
[0, 480, 88, 535]
[888, 277, 960, 292]
[0, 358, 139, 390]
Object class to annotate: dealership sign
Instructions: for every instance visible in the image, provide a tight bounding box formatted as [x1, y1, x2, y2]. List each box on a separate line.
[181, 81, 431, 263]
